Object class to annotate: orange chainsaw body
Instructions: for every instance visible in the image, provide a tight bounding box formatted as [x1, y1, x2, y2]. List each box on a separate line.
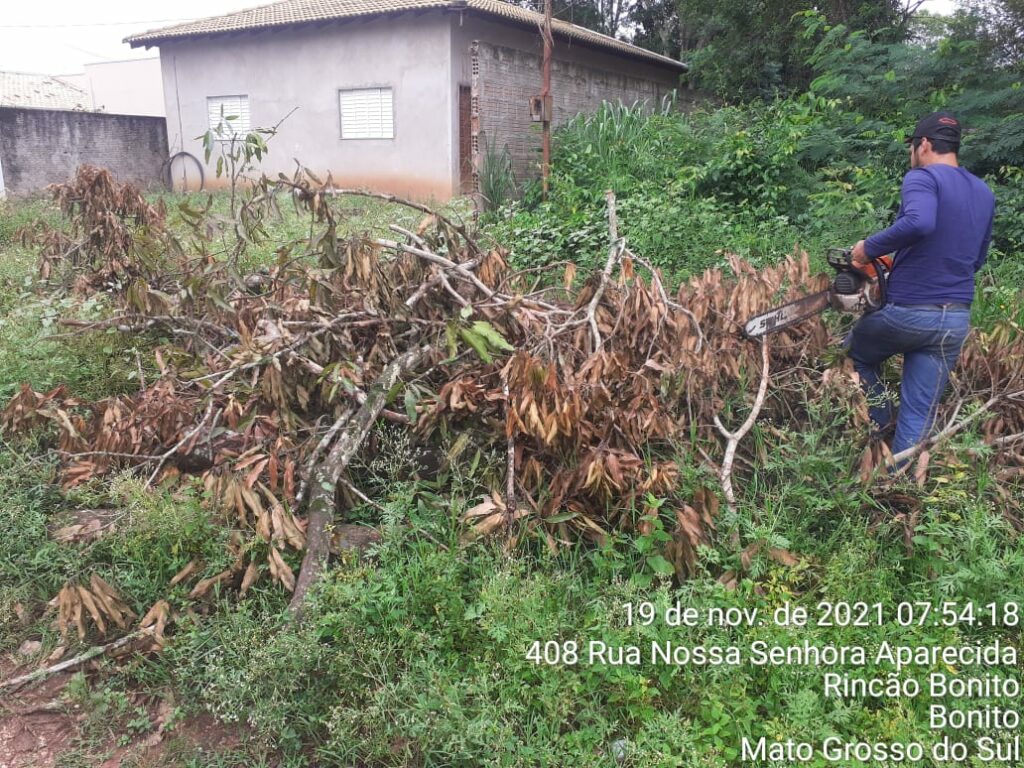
[742, 249, 893, 339]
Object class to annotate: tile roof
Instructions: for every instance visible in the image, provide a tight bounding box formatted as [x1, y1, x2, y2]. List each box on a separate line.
[0, 71, 91, 111]
[125, 0, 685, 70]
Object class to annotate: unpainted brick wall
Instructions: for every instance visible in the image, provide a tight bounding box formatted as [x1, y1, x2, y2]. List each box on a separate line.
[0, 108, 168, 195]
[472, 41, 674, 183]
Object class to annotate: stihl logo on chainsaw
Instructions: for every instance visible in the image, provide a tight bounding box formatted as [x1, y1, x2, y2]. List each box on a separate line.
[742, 248, 893, 339]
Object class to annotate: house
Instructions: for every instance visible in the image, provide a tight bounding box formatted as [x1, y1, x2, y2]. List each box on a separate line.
[59, 58, 165, 117]
[125, 0, 686, 199]
[0, 71, 90, 111]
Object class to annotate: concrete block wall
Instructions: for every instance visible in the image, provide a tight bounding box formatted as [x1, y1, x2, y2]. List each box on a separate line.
[0, 108, 168, 195]
[470, 38, 678, 183]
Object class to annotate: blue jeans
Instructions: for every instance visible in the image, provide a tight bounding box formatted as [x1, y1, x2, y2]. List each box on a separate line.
[845, 304, 970, 456]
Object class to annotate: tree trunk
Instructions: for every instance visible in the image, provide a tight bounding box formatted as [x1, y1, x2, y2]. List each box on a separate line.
[288, 343, 434, 620]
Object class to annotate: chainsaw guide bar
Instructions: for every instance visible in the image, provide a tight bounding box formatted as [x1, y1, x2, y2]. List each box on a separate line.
[742, 290, 831, 339]
[741, 249, 893, 340]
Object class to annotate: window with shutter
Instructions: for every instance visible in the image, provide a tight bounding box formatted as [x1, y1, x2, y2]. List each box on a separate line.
[339, 88, 394, 140]
[207, 95, 251, 138]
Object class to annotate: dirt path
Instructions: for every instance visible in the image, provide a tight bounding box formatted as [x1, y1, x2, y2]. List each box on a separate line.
[0, 665, 78, 768]
[1, 657, 243, 768]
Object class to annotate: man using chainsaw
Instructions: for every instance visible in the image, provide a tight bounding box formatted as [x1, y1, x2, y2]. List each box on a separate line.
[846, 111, 996, 460]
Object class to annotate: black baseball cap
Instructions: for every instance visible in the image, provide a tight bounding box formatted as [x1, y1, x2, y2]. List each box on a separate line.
[904, 111, 962, 145]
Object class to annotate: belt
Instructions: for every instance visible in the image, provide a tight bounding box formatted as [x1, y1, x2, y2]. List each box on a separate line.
[891, 302, 970, 311]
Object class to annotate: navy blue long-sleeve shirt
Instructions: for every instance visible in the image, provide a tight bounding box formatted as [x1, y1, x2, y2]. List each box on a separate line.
[864, 164, 996, 305]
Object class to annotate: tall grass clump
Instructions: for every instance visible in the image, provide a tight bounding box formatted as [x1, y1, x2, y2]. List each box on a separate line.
[546, 96, 680, 197]
[478, 132, 517, 212]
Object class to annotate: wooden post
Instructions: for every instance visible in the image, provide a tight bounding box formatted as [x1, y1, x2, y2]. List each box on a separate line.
[541, 0, 552, 200]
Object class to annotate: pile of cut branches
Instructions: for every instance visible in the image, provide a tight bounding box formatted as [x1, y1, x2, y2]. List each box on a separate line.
[4, 165, 1023, 652]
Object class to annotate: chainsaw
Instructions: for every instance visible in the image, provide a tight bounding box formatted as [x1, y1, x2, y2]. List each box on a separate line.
[742, 248, 893, 339]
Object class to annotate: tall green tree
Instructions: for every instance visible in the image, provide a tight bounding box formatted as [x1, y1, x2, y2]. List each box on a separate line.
[663, 0, 917, 99]
[513, 0, 635, 38]
[630, 0, 682, 58]
[956, 0, 1024, 66]
[804, 7, 1024, 175]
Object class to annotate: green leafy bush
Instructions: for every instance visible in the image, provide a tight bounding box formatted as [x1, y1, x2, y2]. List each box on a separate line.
[490, 96, 903, 279]
[493, 7, 1024, 283]
[802, 10, 1024, 176]
[990, 166, 1024, 257]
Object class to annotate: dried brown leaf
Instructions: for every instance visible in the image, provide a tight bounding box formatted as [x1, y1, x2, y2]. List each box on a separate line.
[914, 450, 930, 488]
[76, 585, 107, 636]
[563, 263, 576, 290]
[239, 560, 261, 596]
[768, 547, 800, 567]
[169, 560, 199, 587]
[268, 546, 296, 592]
[189, 570, 231, 599]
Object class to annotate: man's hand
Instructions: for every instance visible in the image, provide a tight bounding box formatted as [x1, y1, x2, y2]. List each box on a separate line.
[851, 240, 869, 267]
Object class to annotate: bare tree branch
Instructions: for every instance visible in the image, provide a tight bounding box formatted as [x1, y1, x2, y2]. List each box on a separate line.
[588, 189, 622, 354]
[887, 388, 1024, 472]
[288, 343, 435, 620]
[2, 630, 151, 693]
[714, 338, 771, 514]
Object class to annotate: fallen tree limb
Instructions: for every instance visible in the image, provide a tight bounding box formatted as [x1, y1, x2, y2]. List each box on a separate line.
[376, 239, 570, 316]
[27, 162, 1024, 619]
[1, 630, 149, 692]
[886, 388, 1024, 474]
[295, 412, 354, 506]
[376, 238, 496, 299]
[404, 253, 483, 308]
[989, 430, 1024, 448]
[288, 343, 435, 620]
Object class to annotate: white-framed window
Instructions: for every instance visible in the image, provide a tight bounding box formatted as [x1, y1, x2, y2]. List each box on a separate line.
[339, 87, 394, 139]
[207, 95, 251, 137]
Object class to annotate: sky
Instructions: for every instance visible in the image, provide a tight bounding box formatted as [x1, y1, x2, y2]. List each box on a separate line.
[0, 0, 256, 74]
[1, 0, 961, 76]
